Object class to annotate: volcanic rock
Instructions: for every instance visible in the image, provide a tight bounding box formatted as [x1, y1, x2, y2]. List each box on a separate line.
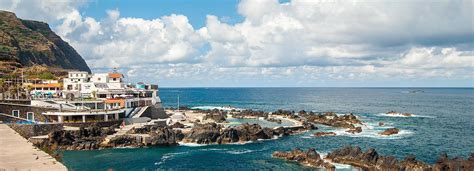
[432, 153, 474, 171]
[346, 126, 362, 134]
[379, 128, 399, 136]
[272, 148, 335, 170]
[326, 146, 431, 170]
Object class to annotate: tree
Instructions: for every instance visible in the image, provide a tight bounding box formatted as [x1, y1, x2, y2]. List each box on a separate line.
[38, 72, 55, 80]
[8, 84, 18, 99]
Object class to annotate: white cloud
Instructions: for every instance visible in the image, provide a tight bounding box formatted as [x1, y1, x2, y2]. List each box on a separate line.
[0, 0, 87, 23]
[203, 0, 473, 68]
[398, 47, 474, 69]
[56, 10, 206, 68]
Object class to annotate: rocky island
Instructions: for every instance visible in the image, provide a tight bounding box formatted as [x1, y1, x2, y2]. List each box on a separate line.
[379, 128, 400, 136]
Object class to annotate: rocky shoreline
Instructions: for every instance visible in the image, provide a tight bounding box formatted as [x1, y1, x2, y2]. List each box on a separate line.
[272, 148, 335, 170]
[232, 109, 366, 131]
[31, 120, 318, 152]
[273, 146, 474, 170]
[30, 109, 399, 152]
[25, 108, 422, 168]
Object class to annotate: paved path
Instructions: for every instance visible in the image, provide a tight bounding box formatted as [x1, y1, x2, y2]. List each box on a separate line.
[0, 124, 67, 171]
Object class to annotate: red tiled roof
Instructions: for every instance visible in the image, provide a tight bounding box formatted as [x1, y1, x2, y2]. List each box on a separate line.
[108, 73, 123, 78]
[30, 83, 61, 88]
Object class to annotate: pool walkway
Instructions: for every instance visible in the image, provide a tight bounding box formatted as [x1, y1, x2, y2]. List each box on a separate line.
[0, 124, 67, 170]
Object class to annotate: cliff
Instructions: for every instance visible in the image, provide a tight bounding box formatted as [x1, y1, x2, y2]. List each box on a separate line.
[0, 10, 91, 75]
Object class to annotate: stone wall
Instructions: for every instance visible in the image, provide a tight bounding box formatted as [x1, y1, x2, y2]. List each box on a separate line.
[62, 120, 122, 127]
[7, 120, 121, 139]
[0, 103, 57, 122]
[8, 123, 64, 138]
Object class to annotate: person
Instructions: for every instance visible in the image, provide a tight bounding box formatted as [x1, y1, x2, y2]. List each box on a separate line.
[120, 120, 125, 130]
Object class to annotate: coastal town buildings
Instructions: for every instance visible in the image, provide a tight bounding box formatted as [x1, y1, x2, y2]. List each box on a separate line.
[0, 70, 166, 124]
[27, 80, 62, 98]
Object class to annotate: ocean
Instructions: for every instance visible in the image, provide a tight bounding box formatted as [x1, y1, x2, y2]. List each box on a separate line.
[61, 88, 474, 170]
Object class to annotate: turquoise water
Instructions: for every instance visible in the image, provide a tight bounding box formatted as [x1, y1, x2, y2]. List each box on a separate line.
[62, 88, 474, 170]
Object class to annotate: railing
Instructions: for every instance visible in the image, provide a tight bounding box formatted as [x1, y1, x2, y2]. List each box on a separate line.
[43, 109, 126, 115]
[132, 106, 149, 118]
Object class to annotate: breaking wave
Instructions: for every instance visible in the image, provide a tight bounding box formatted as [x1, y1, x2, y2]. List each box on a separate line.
[155, 152, 189, 166]
[191, 106, 243, 111]
[375, 113, 435, 118]
[226, 149, 257, 155]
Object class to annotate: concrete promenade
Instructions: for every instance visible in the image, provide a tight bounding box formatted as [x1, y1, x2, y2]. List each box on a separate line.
[0, 124, 67, 170]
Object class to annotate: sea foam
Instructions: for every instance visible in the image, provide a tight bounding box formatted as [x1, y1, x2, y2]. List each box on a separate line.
[191, 106, 244, 111]
[375, 113, 435, 118]
[327, 119, 414, 140]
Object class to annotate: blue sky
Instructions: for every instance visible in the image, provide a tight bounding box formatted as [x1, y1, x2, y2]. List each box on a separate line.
[1, 0, 473, 87]
[79, 0, 244, 28]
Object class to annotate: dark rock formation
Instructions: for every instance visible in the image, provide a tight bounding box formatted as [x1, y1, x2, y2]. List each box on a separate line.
[170, 122, 185, 128]
[33, 124, 116, 151]
[105, 126, 182, 148]
[107, 135, 137, 147]
[314, 132, 336, 137]
[272, 109, 297, 118]
[432, 153, 474, 171]
[266, 117, 282, 124]
[346, 126, 362, 134]
[300, 112, 362, 129]
[326, 146, 432, 170]
[232, 109, 268, 118]
[302, 121, 317, 130]
[202, 109, 227, 122]
[272, 148, 335, 170]
[379, 128, 399, 136]
[273, 126, 291, 136]
[181, 123, 283, 144]
[181, 123, 222, 144]
[0, 11, 91, 73]
[148, 127, 180, 146]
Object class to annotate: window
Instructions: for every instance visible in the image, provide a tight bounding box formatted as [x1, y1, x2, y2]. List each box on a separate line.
[12, 110, 19, 117]
[27, 112, 34, 121]
[113, 78, 117, 81]
[98, 77, 101, 81]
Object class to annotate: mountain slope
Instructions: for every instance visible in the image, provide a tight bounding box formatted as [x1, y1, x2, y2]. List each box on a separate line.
[0, 10, 91, 74]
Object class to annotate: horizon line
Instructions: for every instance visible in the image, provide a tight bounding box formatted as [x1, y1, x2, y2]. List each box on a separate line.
[158, 86, 474, 88]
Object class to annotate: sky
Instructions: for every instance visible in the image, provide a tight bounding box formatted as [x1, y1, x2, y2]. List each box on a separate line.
[1, 0, 473, 87]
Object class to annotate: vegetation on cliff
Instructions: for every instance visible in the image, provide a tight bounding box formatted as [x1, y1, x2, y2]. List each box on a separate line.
[0, 10, 91, 77]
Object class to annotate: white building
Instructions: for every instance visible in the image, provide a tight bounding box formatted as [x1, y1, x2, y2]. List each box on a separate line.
[62, 71, 90, 99]
[40, 70, 164, 123]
